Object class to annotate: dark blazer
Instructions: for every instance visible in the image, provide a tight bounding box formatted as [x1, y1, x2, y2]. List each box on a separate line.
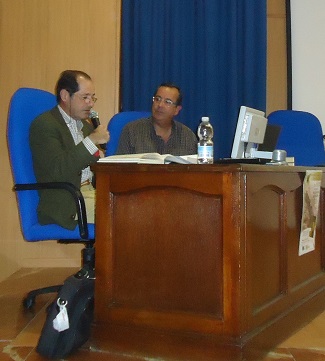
[29, 106, 98, 230]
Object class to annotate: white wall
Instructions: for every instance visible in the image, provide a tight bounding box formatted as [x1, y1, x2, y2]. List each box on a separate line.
[291, 0, 325, 133]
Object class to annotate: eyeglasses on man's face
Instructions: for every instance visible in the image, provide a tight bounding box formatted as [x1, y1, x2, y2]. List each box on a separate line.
[74, 93, 98, 104]
[152, 96, 177, 107]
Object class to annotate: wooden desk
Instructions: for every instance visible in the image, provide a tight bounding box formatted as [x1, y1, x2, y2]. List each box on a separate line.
[92, 163, 325, 360]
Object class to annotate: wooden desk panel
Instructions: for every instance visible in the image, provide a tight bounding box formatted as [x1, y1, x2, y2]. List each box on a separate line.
[113, 188, 223, 315]
[92, 164, 325, 360]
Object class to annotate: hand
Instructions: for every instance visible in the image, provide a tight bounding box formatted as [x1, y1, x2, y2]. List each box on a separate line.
[88, 124, 110, 145]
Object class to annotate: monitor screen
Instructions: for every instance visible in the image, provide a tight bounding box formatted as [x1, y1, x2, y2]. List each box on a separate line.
[231, 106, 269, 159]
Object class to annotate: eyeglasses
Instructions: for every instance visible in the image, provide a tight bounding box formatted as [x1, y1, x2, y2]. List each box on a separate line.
[152, 96, 177, 107]
[74, 93, 98, 104]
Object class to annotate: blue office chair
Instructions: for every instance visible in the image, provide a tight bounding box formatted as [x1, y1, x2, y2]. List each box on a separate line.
[7, 87, 95, 308]
[106, 111, 151, 155]
[267, 110, 325, 166]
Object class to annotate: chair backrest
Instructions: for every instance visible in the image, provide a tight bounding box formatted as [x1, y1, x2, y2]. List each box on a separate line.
[7, 87, 95, 241]
[267, 110, 325, 166]
[105, 111, 151, 155]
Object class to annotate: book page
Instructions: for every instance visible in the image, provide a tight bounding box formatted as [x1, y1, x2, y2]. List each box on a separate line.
[98, 153, 162, 163]
[163, 154, 197, 164]
[98, 153, 198, 164]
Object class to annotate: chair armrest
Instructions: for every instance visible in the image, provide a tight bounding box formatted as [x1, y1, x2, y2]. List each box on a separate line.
[14, 182, 89, 239]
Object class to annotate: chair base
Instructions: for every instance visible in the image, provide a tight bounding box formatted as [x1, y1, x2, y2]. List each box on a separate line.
[23, 285, 62, 309]
[23, 243, 95, 310]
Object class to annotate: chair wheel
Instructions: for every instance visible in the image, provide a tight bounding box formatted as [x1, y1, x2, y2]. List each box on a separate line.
[23, 296, 35, 309]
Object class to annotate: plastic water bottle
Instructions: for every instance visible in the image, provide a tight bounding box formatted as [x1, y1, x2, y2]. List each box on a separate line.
[197, 117, 214, 164]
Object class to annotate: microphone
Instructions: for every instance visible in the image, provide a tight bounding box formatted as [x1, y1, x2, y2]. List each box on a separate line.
[89, 110, 106, 150]
[89, 110, 100, 128]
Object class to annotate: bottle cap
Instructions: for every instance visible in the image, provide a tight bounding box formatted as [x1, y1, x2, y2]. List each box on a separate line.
[202, 117, 209, 122]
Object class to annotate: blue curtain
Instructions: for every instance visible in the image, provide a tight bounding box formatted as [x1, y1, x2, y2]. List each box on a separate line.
[121, 0, 266, 158]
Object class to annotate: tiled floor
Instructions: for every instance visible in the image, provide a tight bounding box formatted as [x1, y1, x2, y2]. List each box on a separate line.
[1, 268, 325, 361]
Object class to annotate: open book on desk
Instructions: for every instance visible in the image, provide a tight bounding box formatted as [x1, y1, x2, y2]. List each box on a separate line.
[98, 153, 198, 164]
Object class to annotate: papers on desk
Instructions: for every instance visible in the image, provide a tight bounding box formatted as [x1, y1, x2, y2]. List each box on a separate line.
[98, 153, 198, 164]
[299, 170, 322, 256]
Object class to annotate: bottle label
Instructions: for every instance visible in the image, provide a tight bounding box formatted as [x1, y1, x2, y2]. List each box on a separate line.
[198, 145, 214, 162]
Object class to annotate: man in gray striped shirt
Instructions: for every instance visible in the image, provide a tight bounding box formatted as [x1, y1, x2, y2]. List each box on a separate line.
[116, 83, 197, 156]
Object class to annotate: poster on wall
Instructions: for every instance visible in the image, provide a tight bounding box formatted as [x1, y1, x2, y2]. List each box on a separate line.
[299, 170, 322, 256]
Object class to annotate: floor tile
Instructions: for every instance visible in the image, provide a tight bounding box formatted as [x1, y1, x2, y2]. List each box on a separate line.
[262, 348, 295, 360]
[1, 268, 325, 361]
[279, 310, 325, 349]
[10, 302, 49, 348]
[289, 348, 325, 361]
[1, 343, 34, 360]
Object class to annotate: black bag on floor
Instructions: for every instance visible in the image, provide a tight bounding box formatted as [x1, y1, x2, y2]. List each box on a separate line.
[36, 268, 95, 359]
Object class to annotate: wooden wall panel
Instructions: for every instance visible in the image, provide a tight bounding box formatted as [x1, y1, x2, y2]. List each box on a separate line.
[267, 0, 288, 115]
[0, 0, 121, 282]
[0, 0, 289, 282]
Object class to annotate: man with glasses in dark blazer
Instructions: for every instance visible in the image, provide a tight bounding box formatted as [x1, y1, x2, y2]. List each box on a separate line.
[30, 70, 110, 230]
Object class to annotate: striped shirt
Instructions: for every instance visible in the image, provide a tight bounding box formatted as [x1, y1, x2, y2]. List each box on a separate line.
[58, 106, 97, 183]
